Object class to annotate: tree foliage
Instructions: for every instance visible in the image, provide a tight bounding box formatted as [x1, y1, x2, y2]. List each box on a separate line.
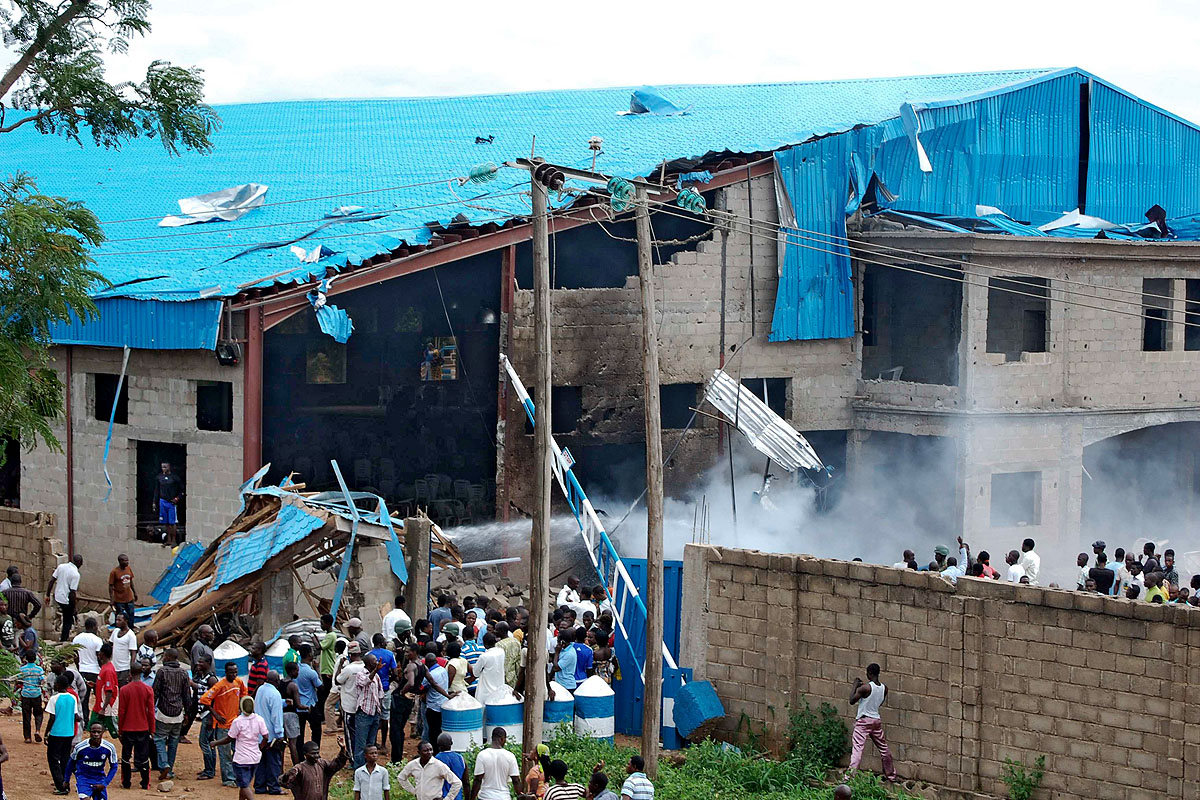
[0, 0, 217, 459]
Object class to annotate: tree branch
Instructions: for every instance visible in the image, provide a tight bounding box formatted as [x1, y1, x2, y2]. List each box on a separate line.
[0, 107, 59, 133]
[0, 0, 90, 102]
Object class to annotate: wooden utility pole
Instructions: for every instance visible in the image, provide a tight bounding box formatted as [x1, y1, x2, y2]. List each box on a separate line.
[522, 161, 554, 751]
[636, 184, 665, 775]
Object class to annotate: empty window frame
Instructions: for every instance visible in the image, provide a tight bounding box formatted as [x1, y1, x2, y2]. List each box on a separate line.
[1143, 278, 1172, 352]
[660, 383, 701, 429]
[741, 378, 789, 418]
[990, 471, 1041, 527]
[1186, 280, 1200, 351]
[197, 381, 234, 432]
[93, 373, 128, 424]
[986, 278, 1048, 361]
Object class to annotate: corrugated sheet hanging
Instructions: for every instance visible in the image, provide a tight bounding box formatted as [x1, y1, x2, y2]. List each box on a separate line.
[46, 298, 223, 350]
[1087, 82, 1200, 221]
[702, 369, 823, 471]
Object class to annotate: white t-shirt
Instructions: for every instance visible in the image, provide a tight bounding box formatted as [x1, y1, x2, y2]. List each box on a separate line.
[1019, 550, 1041, 585]
[472, 647, 508, 705]
[73, 631, 105, 673]
[381, 607, 410, 640]
[473, 746, 519, 800]
[1005, 564, 1027, 583]
[110, 629, 138, 672]
[336, 661, 366, 714]
[51, 562, 80, 604]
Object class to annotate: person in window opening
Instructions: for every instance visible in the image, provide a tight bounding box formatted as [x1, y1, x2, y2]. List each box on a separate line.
[152, 463, 184, 546]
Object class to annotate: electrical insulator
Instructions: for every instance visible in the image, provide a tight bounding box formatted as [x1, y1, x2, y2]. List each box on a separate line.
[532, 163, 565, 190]
[464, 162, 498, 184]
[607, 176, 634, 212]
[677, 187, 707, 215]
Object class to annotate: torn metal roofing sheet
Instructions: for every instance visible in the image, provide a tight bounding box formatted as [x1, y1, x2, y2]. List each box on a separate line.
[4, 69, 1052, 308]
[212, 502, 328, 588]
[703, 369, 823, 472]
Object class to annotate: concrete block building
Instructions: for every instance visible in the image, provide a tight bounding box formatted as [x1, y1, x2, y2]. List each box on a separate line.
[5, 67, 1200, 592]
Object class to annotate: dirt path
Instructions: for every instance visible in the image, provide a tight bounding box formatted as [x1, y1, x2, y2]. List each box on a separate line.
[0, 712, 420, 800]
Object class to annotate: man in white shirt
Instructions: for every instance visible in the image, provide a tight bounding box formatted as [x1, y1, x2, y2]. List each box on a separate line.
[472, 633, 509, 705]
[73, 616, 105, 710]
[381, 594, 411, 642]
[109, 611, 138, 685]
[397, 740, 462, 800]
[1004, 551, 1027, 583]
[1018, 539, 1040, 585]
[0, 565, 15, 592]
[891, 550, 915, 570]
[335, 642, 366, 747]
[470, 728, 521, 800]
[555, 577, 580, 610]
[46, 554, 83, 641]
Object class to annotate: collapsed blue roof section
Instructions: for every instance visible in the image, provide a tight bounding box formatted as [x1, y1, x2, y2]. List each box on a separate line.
[770, 68, 1200, 342]
[212, 503, 327, 589]
[4, 69, 1053, 308]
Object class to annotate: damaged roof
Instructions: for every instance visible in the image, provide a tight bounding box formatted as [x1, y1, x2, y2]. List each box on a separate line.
[8, 69, 1052, 307]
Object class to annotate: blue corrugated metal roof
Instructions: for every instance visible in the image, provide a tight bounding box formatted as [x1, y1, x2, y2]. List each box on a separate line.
[46, 297, 222, 350]
[770, 68, 1200, 341]
[3, 69, 1052, 306]
[212, 503, 327, 589]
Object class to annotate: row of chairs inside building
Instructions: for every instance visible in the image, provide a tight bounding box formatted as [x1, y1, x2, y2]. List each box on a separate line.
[292, 456, 495, 527]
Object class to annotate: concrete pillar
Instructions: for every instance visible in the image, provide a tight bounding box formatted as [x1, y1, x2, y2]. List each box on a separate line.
[1171, 279, 1187, 351]
[404, 516, 431, 622]
[260, 569, 295, 638]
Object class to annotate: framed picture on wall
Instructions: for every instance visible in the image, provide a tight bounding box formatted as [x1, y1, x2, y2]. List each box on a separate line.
[306, 341, 347, 384]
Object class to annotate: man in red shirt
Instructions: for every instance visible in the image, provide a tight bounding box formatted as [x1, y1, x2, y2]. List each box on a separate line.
[91, 643, 120, 737]
[247, 641, 269, 694]
[117, 670, 155, 789]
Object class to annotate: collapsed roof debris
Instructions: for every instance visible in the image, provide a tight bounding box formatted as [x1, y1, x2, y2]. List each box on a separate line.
[146, 475, 460, 648]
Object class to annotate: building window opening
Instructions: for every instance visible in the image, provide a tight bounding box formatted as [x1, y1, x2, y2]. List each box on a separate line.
[135, 441, 187, 544]
[197, 381, 234, 432]
[1185, 280, 1200, 351]
[551, 386, 582, 435]
[1143, 278, 1172, 352]
[741, 378, 789, 418]
[660, 383, 701, 429]
[93, 373, 128, 424]
[990, 471, 1041, 527]
[861, 263, 962, 385]
[986, 277, 1048, 361]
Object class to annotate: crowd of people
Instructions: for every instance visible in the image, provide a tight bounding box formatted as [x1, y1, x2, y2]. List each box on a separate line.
[3, 554, 650, 800]
[892, 536, 1199, 604]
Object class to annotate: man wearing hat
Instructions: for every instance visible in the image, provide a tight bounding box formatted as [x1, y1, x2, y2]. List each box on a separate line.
[347, 618, 372, 656]
[925, 545, 950, 572]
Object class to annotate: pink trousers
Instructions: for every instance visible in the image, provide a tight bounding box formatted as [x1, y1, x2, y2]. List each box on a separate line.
[849, 716, 898, 780]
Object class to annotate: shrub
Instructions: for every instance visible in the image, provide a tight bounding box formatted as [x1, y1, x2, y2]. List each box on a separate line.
[1001, 754, 1046, 800]
[787, 697, 849, 771]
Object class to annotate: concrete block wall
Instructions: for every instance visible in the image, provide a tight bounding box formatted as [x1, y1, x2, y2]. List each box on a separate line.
[0, 508, 64, 638]
[505, 174, 857, 510]
[20, 346, 245, 596]
[682, 544, 1200, 800]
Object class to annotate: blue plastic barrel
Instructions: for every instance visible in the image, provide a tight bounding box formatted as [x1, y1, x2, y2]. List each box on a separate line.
[442, 693, 485, 752]
[573, 676, 614, 742]
[213, 640, 249, 678]
[265, 639, 290, 672]
[484, 691, 525, 745]
[543, 681, 574, 742]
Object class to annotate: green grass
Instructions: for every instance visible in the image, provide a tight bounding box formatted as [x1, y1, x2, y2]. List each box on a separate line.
[329, 732, 913, 800]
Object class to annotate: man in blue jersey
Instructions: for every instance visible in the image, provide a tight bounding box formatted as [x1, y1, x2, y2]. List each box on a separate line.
[66, 723, 119, 799]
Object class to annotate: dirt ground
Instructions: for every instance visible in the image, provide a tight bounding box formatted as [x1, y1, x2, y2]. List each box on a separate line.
[0, 712, 421, 800]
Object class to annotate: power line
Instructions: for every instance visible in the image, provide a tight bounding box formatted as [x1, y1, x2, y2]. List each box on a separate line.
[97, 172, 513, 225]
[601, 189, 1200, 332]
[91, 209, 522, 258]
[101, 191, 529, 244]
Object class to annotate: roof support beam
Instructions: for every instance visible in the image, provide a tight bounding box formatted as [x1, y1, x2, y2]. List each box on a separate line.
[247, 158, 774, 331]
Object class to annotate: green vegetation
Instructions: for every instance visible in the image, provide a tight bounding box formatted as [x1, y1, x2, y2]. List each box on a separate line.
[331, 701, 909, 800]
[1001, 754, 1045, 800]
[0, 641, 81, 699]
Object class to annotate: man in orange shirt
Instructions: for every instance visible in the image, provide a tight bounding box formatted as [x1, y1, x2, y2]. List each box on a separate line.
[200, 661, 247, 789]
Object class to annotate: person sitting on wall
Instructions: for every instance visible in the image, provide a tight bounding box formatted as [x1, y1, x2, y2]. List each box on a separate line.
[152, 462, 184, 546]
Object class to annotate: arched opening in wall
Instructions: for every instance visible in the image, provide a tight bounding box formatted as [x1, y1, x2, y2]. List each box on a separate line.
[1082, 422, 1200, 570]
[262, 252, 501, 529]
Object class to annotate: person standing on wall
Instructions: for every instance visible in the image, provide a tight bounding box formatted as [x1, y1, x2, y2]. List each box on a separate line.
[45, 554, 83, 642]
[108, 555, 137, 626]
[153, 462, 184, 546]
[846, 663, 898, 783]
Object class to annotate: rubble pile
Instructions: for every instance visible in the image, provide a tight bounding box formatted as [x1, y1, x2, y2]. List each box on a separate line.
[432, 562, 528, 608]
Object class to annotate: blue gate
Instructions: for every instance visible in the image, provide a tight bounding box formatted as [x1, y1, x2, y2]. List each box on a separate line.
[613, 558, 684, 736]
